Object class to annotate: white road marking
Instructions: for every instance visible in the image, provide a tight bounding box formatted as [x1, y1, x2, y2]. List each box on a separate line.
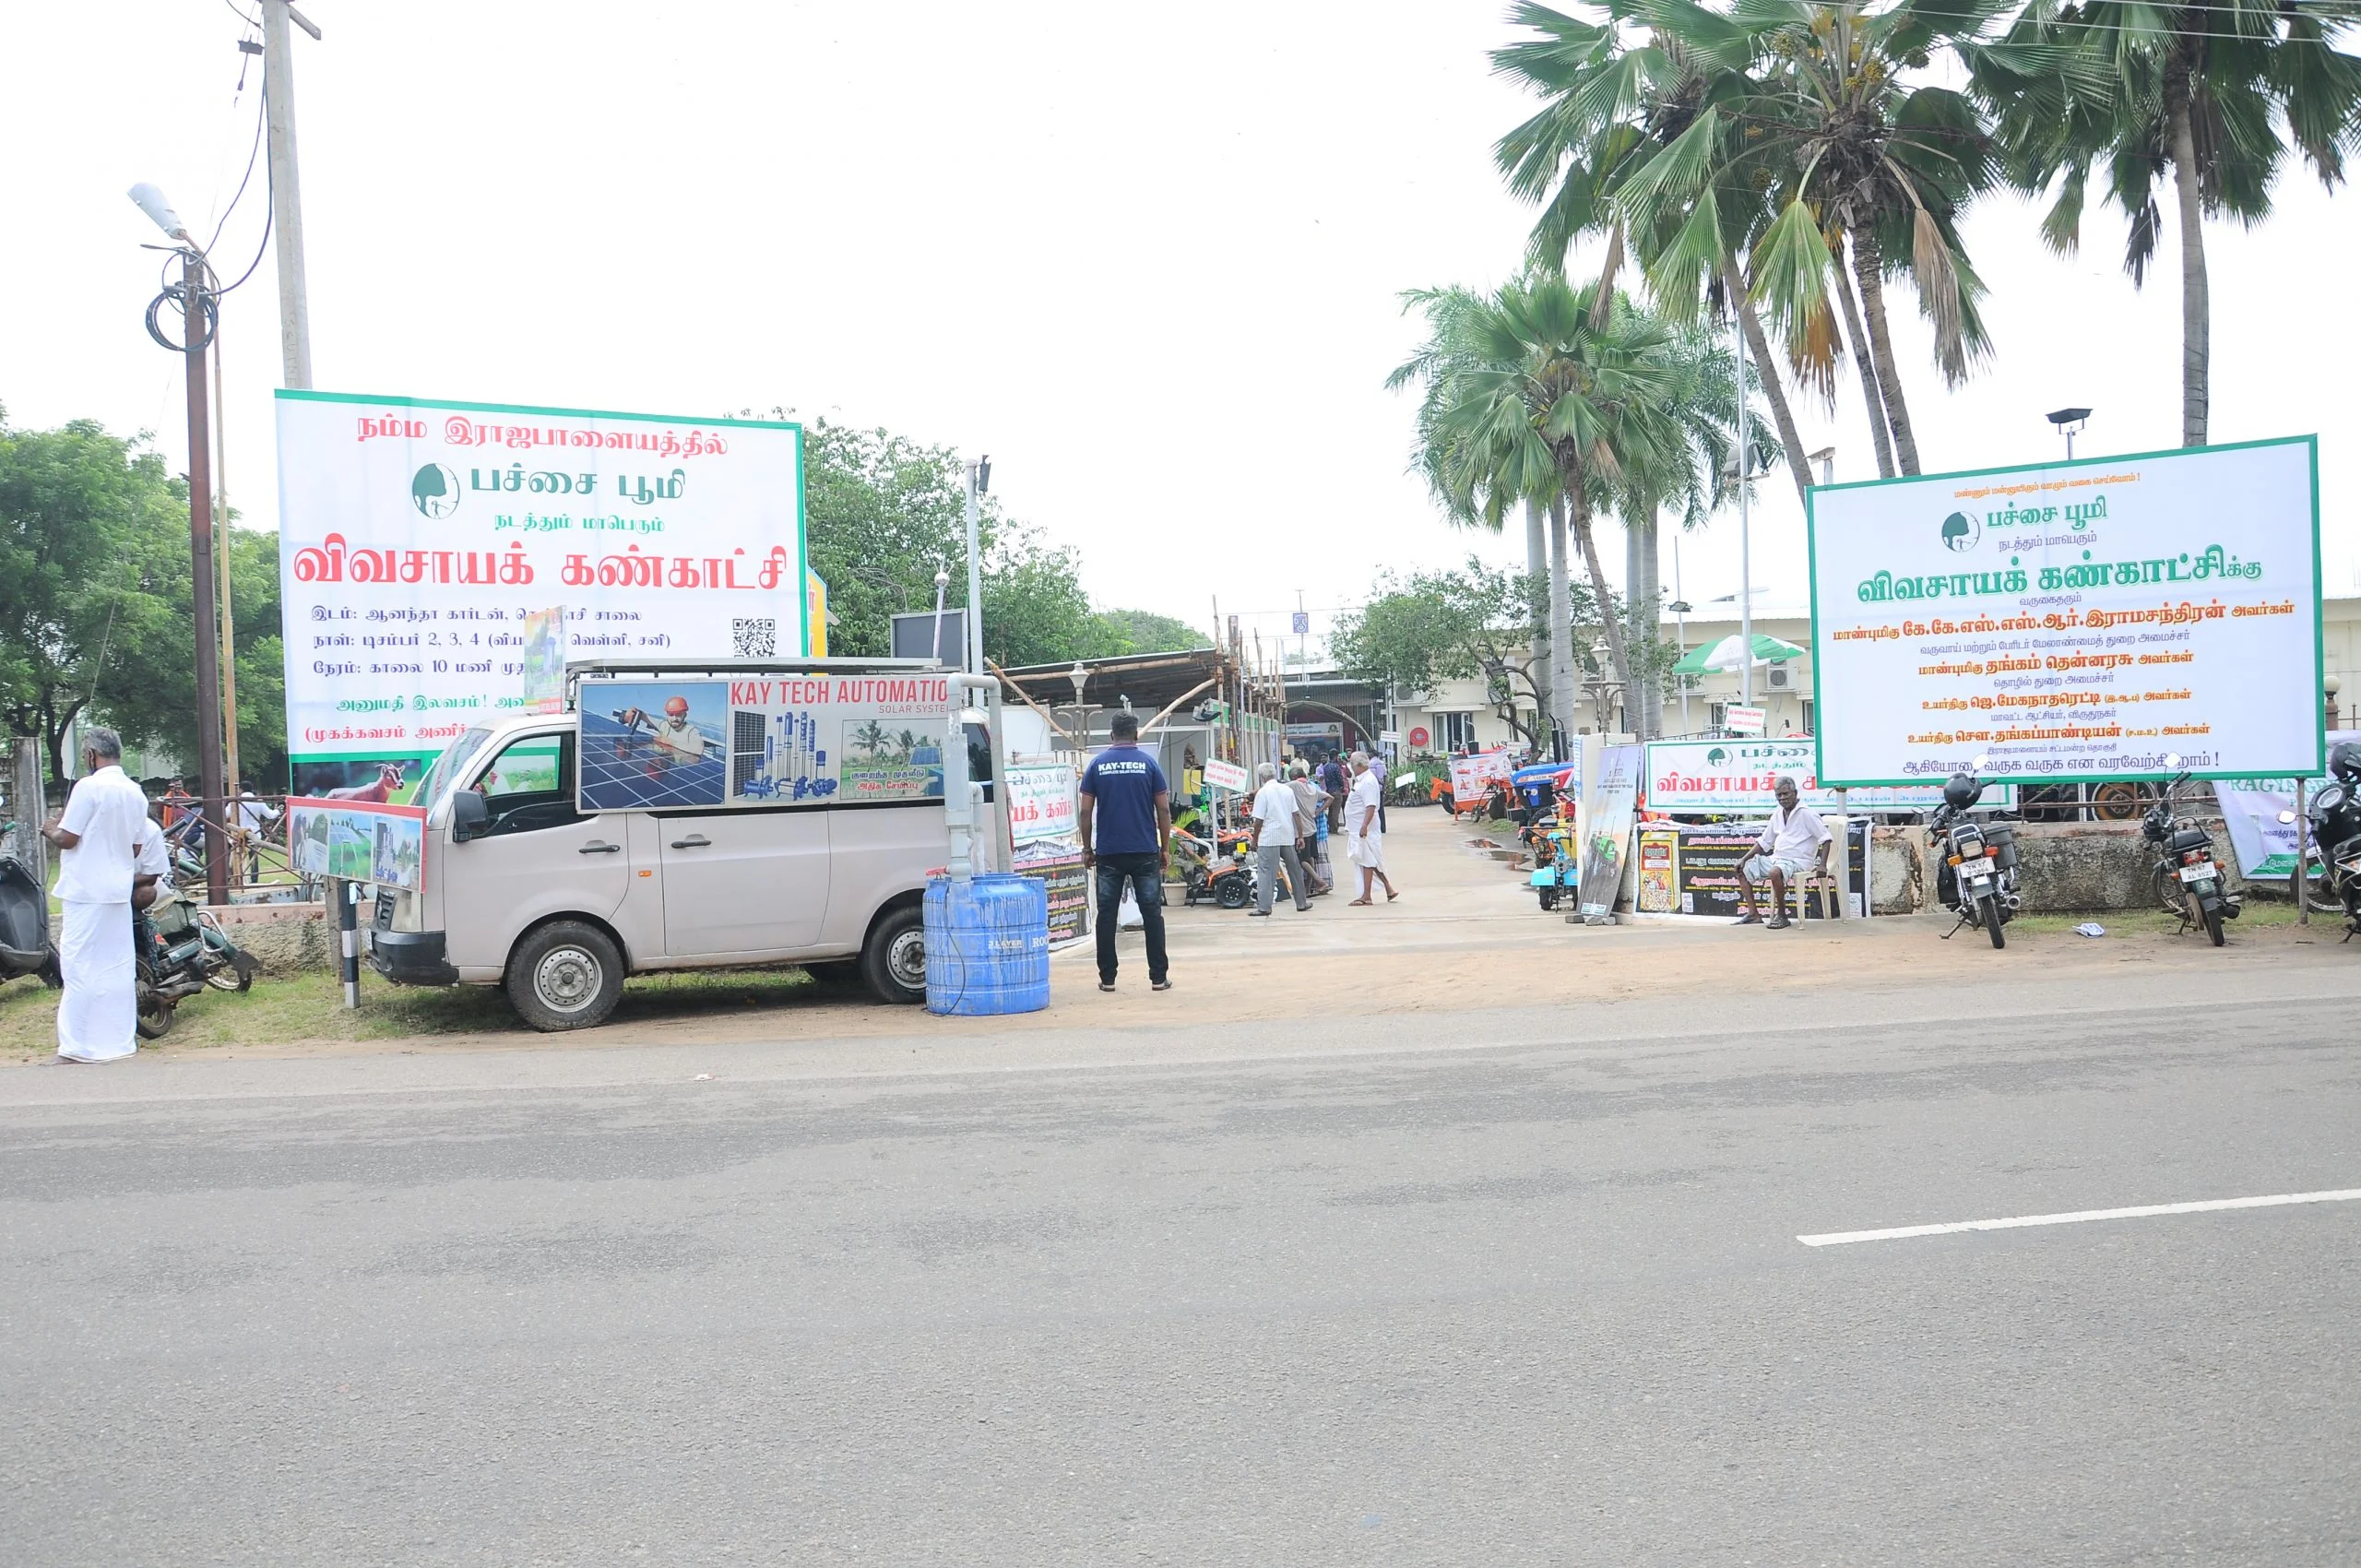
[1798, 1188, 2361, 1247]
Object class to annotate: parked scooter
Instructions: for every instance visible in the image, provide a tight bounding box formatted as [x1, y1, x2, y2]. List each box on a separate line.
[1928, 759, 2021, 949]
[0, 856, 60, 988]
[134, 885, 257, 1039]
[2142, 758, 2238, 945]
[2294, 740, 2361, 939]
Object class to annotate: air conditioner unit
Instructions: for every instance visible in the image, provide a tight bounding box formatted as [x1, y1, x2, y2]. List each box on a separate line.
[1767, 660, 1792, 689]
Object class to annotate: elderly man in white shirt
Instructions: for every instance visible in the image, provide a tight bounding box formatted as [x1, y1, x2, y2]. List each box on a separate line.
[1735, 775, 1832, 931]
[40, 728, 153, 1063]
[1248, 762, 1314, 916]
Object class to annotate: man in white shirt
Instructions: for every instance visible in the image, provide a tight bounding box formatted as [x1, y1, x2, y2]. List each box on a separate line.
[1344, 750, 1399, 906]
[40, 728, 151, 1063]
[1736, 775, 1832, 931]
[1249, 762, 1313, 916]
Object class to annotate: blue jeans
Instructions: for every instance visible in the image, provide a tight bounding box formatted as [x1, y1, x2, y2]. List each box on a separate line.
[1094, 852, 1167, 984]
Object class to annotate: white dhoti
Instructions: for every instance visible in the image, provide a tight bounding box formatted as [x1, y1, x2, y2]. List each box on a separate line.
[1347, 831, 1388, 872]
[56, 900, 137, 1063]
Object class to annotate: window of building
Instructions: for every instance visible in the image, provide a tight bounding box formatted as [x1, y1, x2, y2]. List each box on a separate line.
[1800, 699, 1815, 735]
[1435, 711, 1477, 752]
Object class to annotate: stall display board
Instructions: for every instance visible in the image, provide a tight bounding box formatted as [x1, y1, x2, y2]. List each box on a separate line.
[1007, 763, 1087, 946]
[287, 798, 426, 891]
[1658, 820, 1866, 920]
[1448, 749, 1514, 804]
[1645, 738, 2013, 814]
[1204, 758, 1251, 794]
[1809, 436, 2319, 786]
[276, 391, 807, 782]
[574, 672, 951, 813]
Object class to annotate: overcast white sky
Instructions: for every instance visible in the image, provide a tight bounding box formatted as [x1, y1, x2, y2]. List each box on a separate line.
[5, 1, 2355, 656]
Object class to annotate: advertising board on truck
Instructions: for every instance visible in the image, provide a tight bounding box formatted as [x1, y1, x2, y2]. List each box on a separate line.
[1809, 436, 2319, 786]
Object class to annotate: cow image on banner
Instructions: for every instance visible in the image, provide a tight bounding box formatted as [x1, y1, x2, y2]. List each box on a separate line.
[276, 393, 809, 790]
[1809, 437, 2319, 786]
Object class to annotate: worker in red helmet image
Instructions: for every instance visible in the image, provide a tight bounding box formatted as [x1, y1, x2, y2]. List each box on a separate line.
[612, 692, 712, 771]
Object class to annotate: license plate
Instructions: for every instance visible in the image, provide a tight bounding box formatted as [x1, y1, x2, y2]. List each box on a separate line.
[2178, 863, 2215, 883]
[1959, 860, 1992, 881]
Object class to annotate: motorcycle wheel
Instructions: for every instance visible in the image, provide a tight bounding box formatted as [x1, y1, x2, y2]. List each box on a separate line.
[1215, 878, 1249, 910]
[2152, 864, 2190, 920]
[2200, 897, 2225, 947]
[1982, 891, 2007, 949]
[136, 992, 176, 1040]
[204, 960, 254, 993]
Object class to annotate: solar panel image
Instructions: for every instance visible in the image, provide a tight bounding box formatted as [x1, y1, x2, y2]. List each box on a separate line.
[578, 683, 730, 810]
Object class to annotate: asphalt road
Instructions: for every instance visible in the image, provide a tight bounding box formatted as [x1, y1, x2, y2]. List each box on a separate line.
[3, 962, 2355, 1566]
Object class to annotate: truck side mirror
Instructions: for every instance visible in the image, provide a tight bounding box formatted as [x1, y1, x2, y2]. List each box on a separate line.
[451, 789, 490, 843]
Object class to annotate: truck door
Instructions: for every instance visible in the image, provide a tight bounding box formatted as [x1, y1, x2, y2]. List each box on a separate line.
[657, 808, 831, 957]
[441, 731, 632, 973]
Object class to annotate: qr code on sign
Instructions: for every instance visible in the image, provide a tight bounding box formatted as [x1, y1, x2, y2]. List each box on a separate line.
[731, 618, 776, 659]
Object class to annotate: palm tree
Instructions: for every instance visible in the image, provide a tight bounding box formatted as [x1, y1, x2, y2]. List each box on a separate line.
[1392, 285, 1562, 747]
[854, 719, 887, 757]
[1978, 0, 2361, 446]
[1417, 275, 1702, 705]
[1493, 3, 1816, 508]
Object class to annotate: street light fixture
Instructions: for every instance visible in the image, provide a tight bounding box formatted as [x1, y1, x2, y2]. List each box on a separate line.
[2327, 672, 2343, 731]
[2047, 407, 2093, 461]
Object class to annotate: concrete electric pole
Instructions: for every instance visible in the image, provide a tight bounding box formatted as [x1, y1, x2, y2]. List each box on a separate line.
[262, 0, 319, 389]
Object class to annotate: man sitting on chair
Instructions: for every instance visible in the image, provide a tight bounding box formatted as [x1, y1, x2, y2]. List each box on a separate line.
[1735, 775, 1831, 931]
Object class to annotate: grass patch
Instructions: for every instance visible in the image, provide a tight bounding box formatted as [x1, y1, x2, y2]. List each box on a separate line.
[0, 964, 826, 1058]
[2008, 899, 2313, 937]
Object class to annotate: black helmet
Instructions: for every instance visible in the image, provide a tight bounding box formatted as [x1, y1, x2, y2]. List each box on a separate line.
[1942, 773, 1982, 809]
[2332, 741, 2361, 781]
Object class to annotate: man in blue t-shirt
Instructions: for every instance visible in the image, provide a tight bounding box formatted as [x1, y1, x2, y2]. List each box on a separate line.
[1076, 712, 1171, 992]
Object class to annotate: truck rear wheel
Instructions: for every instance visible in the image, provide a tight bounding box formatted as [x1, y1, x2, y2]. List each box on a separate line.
[862, 904, 927, 1005]
[507, 921, 623, 1031]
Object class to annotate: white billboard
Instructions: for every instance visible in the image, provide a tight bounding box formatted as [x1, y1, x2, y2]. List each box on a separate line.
[275, 392, 806, 780]
[1644, 738, 2013, 813]
[1809, 437, 2319, 786]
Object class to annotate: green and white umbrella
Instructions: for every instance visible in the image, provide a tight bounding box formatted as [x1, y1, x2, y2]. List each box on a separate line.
[1669, 632, 1806, 678]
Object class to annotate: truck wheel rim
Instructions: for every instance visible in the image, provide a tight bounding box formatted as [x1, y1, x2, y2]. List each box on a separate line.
[887, 929, 926, 990]
[536, 946, 602, 1013]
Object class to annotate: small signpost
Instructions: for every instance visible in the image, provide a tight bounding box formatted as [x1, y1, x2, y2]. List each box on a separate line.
[1204, 758, 1251, 794]
[1726, 706, 1767, 736]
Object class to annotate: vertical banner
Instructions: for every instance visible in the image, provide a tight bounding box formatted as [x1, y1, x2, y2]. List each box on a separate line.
[1577, 744, 1643, 920]
[520, 605, 567, 714]
[1007, 763, 1087, 946]
[276, 392, 806, 780]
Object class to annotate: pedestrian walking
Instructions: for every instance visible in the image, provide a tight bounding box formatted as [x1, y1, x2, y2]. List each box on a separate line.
[1248, 763, 1313, 916]
[39, 728, 150, 1064]
[1287, 763, 1331, 895]
[1344, 750, 1399, 906]
[1320, 754, 1348, 847]
[1076, 712, 1172, 992]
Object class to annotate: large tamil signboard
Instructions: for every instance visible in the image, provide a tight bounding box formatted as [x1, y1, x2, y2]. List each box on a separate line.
[1809, 437, 2319, 786]
[276, 392, 807, 790]
[1644, 738, 2013, 814]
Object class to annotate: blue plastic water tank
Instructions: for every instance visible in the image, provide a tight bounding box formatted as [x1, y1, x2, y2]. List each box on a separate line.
[923, 873, 1050, 1016]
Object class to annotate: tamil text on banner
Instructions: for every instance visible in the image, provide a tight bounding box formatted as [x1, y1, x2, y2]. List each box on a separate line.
[286, 798, 426, 891]
[1447, 749, 1513, 805]
[1644, 738, 2014, 814]
[1576, 744, 1643, 919]
[2213, 730, 2361, 876]
[1659, 820, 1866, 919]
[573, 672, 950, 812]
[1809, 437, 2319, 786]
[1007, 763, 1087, 946]
[277, 392, 807, 780]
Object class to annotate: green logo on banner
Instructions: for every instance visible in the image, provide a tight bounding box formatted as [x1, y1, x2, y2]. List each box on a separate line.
[411, 463, 461, 519]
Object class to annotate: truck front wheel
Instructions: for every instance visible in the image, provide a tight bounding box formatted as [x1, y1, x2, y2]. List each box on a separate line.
[862, 904, 927, 1005]
[507, 921, 623, 1031]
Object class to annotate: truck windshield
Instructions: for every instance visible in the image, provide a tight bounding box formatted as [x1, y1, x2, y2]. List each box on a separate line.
[414, 728, 492, 812]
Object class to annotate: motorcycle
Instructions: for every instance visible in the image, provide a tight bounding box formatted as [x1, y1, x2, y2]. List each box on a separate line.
[2142, 760, 2238, 945]
[2293, 740, 2361, 939]
[0, 855, 60, 988]
[134, 885, 258, 1039]
[1928, 759, 2022, 949]
[1171, 828, 1257, 910]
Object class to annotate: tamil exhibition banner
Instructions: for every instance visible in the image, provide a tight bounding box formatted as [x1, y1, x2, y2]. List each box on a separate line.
[2214, 730, 2361, 876]
[276, 392, 807, 782]
[574, 672, 951, 813]
[286, 798, 426, 891]
[1809, 437, 2319, 787]
[1576, 743, 1643, 919]
[1447, 748, 1513, 805]
[1644, 738, 2014, 814]
[1007, 763, 1088, 946]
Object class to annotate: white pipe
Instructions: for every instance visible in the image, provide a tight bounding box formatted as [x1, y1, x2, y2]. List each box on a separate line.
[943, 672, 995, 882]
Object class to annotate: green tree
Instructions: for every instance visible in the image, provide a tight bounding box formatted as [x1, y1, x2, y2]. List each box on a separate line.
[0, 411, 283, 785]
[1099, 607, 1207, 654]
[1978, 0, 2361, 446]
[1329, 560, 1592, 750]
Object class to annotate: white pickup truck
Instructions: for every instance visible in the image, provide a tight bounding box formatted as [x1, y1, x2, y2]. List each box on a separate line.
[369, 659, 990, 1029]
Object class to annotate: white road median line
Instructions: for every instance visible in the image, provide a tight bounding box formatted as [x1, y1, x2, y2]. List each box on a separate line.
[1798, 1188, 2361, 1247]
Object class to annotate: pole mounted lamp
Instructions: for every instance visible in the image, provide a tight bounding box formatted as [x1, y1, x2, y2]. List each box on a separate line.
[130, 183, 231, 907]
[2327, 673, 2343, 731]
[2047, 407, 2092, 461]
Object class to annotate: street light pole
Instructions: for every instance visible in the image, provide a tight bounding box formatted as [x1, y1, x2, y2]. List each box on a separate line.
[1734, 307, 1753, 710]
[181, 251, 231, 906]
[261, 0, 319, 388]
[963, 457, 990, 674]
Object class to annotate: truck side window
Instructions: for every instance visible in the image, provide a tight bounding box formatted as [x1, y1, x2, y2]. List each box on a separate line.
[475, 733, 582, 837]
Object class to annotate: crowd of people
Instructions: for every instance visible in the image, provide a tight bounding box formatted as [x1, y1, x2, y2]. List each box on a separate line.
[1077, 719, 1401, 992]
